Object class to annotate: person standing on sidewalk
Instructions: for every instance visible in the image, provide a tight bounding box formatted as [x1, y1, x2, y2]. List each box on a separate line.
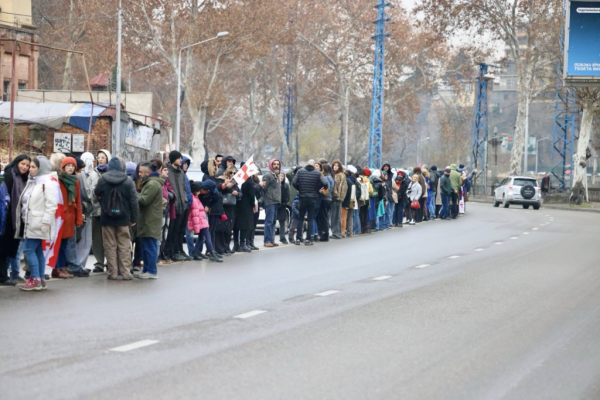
[439, 167, 453, 220]
[331, 160, 347, 239]
[135, 162, 164, 279]
[449, 164, 461, 219]
[94, 158, 138, 280]
[292, 159, 328, 245]
[165, 151, 188, 262]
[91, 149, 111, 272]
[428, 166, 439, 219]
[261, 159, 281, 248]
[277, 172, 290, 244]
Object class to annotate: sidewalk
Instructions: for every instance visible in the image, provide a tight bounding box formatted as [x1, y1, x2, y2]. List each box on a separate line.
[468, 196, 600, 213]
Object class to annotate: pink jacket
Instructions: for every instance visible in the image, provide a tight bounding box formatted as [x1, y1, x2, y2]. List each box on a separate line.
[163, 179, 176, 220]
[187, 196, 209, 233]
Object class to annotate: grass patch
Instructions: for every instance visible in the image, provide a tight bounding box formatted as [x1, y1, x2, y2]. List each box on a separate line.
[569, 203, 593, 208]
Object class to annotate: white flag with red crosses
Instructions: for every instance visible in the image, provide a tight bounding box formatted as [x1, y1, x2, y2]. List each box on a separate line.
[233, 155, 260, 186]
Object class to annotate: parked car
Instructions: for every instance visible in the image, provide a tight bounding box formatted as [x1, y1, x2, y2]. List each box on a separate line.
[493, 176, 541, 209]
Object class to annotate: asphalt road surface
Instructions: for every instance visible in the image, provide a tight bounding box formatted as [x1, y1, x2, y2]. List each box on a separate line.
[2, 202, 599, 400]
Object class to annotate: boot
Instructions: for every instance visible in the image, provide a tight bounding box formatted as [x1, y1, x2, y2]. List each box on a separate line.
[208, 251, 223, 263]
[249, 241, 259, 251]
[193, 252, 207, 261]
[233, 241, 240, 252]
[239, 243, 252, 253]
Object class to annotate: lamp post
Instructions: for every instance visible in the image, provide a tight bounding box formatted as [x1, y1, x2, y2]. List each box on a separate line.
[129, 62, 160, 92]
[536, 136, 549, 175]
[326, 88, 350, 166]
[176, 31, 229, 151]
[416, 137, 430, 166]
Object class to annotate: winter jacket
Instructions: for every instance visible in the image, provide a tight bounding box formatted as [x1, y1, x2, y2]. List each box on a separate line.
[333, 172, 348, 202]
[199, 180, 224, 216]
[0, 181, 9, 235]
[188, 196, 209, 233]
[59, 177, 83, 239]
[449, 164, 462, 191]
[262, 170, 281, 206]
[217, 155, 236, 177]
[429, 170, 439, 192]
[77, 169, 93, 218]
[182, 156, 193, 209]
[163, 179, 176, 220]
[15, 157, 59, 241]
[322, 174, 335, 202]
[407, 181, 422, 201]
[381, 163, 394, 201]
[0, 162, 28, 257]
[292, 164, 328, 199]
[235, 178, 256, 230]
[395, 174, 409, 206]
[286, 168, 298, 207]
[166, 162, 187, 214]
[94, 158, 139, 227]
[80, 152, 101, 217]
[370, 176, 385, 201]
[440, 174, 453, 196]
[342, 175, 355, 209]
[137, 174, 165, 240]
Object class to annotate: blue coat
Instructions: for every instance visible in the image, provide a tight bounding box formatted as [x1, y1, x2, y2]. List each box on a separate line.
[0, 181, 9, 235]
[182, 156, 193, 209]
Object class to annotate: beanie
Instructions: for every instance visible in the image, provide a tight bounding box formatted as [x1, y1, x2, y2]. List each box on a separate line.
[169, 150, 183, 164]
[61, 156, 77, 169]
[75, 157, 85, 171]
[363, 167, 372, 177]
[191, 182, 202, 193]
[126, 161, 136, 176]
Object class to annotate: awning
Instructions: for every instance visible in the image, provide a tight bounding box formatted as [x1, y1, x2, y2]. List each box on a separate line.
[67, 103, 108, 131]
[0, 102, 76, 129]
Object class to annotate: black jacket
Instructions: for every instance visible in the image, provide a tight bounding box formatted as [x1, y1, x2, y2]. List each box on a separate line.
[342, 175, 354, 208]
[217, 155, 236, 177]
[395, 176, 410, 206]
[429, 170, 440, 191]
[235, 178, 255, 230]
[166, 162, 187, 214]
[371, 176, 385, 202]
[94, 169, 139, 227]
[199, 187, 223, 216]
[292, 164, 328, 199]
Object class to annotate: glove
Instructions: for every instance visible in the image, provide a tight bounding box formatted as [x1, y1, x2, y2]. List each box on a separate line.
[220, 214, 228, 222]
[41, 224, 50, 234]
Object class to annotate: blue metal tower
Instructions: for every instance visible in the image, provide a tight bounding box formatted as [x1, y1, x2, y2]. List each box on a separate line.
[551, 0, 578, 191]
[471, 63, 492, 193]
[281, 70, 297, 164]
[367, 0, 390, 169]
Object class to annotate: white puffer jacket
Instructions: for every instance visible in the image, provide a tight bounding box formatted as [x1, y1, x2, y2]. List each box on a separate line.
[15, 157, 59, 241]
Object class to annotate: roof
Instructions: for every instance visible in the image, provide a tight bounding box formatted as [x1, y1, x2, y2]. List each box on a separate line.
[90, 74, 110, 88]
[0, 102, 109, 130]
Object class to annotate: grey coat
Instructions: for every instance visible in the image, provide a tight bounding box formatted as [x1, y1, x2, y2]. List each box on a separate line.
[262, 171, 281, 206]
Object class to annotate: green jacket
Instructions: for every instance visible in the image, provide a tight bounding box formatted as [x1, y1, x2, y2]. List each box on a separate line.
[286, 169, 298, 207]
[440, 174, 453, 196]
[137, 175, 165, 240]
[449, 164, 462, 191]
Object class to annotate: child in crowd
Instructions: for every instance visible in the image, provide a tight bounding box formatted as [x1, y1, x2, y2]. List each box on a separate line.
[188, 183, 222, 263]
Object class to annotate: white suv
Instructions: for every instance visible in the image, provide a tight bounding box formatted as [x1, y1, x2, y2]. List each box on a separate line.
[493, 176, 541, 210]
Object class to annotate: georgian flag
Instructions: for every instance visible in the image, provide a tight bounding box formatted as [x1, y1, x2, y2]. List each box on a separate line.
[233, 155, 260, 186]
[37, 173, 64, 269]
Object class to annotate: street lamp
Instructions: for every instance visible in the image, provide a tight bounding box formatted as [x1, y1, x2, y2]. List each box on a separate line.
[176, 31, 229, 151]
[325, 88, 350, 166]
[129, 62, 160, 92]
[416, 137, 430, 165]
[536, 136, 549, 175]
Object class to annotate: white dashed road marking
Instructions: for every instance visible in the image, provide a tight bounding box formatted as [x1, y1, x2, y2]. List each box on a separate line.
[474, 248, 485, 252]
[372, 276, 392, 281]
[448, 255, 461, 259]
[110, 340, 159, 352]
[414, 264, 431, 269]
[511, 237, 519, 240]
[523, 232, 529, 235]
[315, 290, 340, 297]
[233, 310, 268, 319]
[533, 228, 538, 231]
[495, 242, 503, 245]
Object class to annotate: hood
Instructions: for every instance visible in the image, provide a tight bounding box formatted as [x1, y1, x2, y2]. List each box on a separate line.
[126, 162, 136, 177]
[268, 158, 280, 173]
[81, 152, 95, 175]
[182, 156, 191, 173]
[98, 149, 112, 161]
[371, 176, 382, 184]
[371, 169, 381, 178]
[35, 156, 53, 177]
[108, 157, 123, 172]
[381, 162, 391, 173]
[395, 171, 406, 180]
[200, 180, 216, 192]
[450, 164, 458, 171]
[286, 168, 295, 181]
[218, 165, 237, 180]
[305, 164, 315, 172]
[220, 155, 236, 169]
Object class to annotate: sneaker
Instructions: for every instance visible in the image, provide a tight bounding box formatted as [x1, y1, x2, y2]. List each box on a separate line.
[40, 279, 47, 290]
[11, 276, 25, 282]
[71, 269, 90, 278]
[19, 278, 42, 291]
[208, 251, 223, 263]
[136, 272, 158, 279]
[280, 238, 289, 245]
[409, 220, 415, 225]
[93, 265, 105, 273]
[0, 279, 16, 286]
[132, 266, 142, 273]
[193, 253, 207, 261]
[295, 240, 303, 245]
[264, 243, 275, 248]
[173, 253, 186, 262]
[305, 240, 314, 246]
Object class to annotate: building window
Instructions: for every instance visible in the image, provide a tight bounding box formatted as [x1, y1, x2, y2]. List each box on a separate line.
[3, 81, 27, 100]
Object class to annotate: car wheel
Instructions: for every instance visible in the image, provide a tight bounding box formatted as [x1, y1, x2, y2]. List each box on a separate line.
[503, 195, 510, 208]
[493, 195, 500, 207]
[522, 204, 530, 209]
[533, 204, 540, 210]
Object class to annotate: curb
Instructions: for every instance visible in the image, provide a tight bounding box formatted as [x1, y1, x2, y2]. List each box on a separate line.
[468, 198, 600, 214]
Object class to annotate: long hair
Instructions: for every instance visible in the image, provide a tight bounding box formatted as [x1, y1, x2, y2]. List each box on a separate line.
[331, 160, 345, 175]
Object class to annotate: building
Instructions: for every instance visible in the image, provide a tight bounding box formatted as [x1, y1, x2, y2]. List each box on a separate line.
[0, 0, 39, 100]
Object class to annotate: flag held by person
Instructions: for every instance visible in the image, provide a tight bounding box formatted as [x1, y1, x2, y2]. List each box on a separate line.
[233, 156, 260, 186]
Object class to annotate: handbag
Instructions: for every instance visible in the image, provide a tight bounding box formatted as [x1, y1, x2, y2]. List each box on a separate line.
[223, 192, 237, 206]
[377, 200, 385, 217]
[410, 199, 420, 209]
[349, 185, 356, 209]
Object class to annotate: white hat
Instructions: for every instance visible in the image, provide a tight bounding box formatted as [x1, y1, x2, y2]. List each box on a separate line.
[347, 165, 357, 174]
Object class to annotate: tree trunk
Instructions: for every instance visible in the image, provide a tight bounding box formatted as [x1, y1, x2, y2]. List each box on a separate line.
[570, 98, 595, 205]
[61, 52, 73, 90]
[190, 105, 208, 165]
[509, 88, 527, 175]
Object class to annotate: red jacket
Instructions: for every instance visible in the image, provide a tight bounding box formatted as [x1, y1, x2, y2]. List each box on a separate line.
[60, 179, 83, 239]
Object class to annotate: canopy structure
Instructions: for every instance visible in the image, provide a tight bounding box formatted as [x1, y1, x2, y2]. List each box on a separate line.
[0, 101, 109, 130]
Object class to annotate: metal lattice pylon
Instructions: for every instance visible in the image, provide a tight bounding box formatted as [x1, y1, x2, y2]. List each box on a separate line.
[367, 0, 390, 169]
[551, 0, 578, 191]
[471, 63, 491, 194]
[282, 69, 297, 164]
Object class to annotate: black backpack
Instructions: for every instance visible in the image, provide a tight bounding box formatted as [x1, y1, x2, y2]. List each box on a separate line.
[105, 187, 125, 218]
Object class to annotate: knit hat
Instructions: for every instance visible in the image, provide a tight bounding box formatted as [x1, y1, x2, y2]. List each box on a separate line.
[108, 157, 123, 172]
[126, 161, 136, 176]
[363, 168, 371, 177]
[346, 165, 357, 174]
[191, 182, 202, 193]
[169, 150, 183, 164]
[61, 156, 77, 169]
[431, 165, 437, 171]
[75, 157, 85, 171]
[444, 167, 451, 173]
[200, 180, 216, 191]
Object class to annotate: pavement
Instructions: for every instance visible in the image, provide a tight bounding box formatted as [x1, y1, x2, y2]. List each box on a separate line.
[1, 203, 600, 400]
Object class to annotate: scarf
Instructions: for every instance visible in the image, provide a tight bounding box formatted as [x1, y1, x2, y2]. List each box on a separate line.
[59, 174, 77, 205]
[148, 171, 159, 177]
[97, 163, 108, 173]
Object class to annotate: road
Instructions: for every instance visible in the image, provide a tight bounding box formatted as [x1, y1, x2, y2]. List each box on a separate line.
[1, 202, 599, 400]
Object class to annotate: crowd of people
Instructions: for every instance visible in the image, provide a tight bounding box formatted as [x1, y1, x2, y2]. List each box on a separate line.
[0, 150, 472, 291]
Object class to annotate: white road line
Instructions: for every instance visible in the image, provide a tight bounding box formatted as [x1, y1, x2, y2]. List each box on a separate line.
[448, 255, 461, 259]
[523, 232, 530, 235]
[474, 248, 485, 252]
[110, 340, 159, 352]
[495, 242, 503, 245]
[511, 237, 519, 240]
[233, 310, 268, 319]
[545, 214, 550, 216]
[414, 264, 431, 269]
[315, 290, 340, 297]
[532, 228, 538, 231]
[372, 276, 392, 281]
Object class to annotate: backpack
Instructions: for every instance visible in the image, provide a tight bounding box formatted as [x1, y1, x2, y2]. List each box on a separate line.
[105, 186, 125, 218]
[360, 179, 369, 202]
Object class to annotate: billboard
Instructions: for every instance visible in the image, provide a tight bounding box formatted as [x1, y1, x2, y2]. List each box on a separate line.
[564, 1, 600, 86]
[501, 135, 538, 155]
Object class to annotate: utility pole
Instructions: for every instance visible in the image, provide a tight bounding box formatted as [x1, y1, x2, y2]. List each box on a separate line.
[115, 0, 122, 157]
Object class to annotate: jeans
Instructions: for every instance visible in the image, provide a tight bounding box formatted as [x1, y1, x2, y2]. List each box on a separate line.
[66, 235, 84, 272]
[353, 209, 361, 234]
[76, 219, 93, 268]
[141, 237, 158, 275]
[384, 201, 394, 228]
[330, 201, 342, 238]
[394, 202, 404, 225]
[186, 228, 195, 255]
[451, 191, 458, 218]
[8, 240, 24, 279]
[264, 203, 278, 244]
[24, 239, 45, 279]
[440, 193, 450, 219]
[428, 190, 437, 218]
[296, 197, 317, 241]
